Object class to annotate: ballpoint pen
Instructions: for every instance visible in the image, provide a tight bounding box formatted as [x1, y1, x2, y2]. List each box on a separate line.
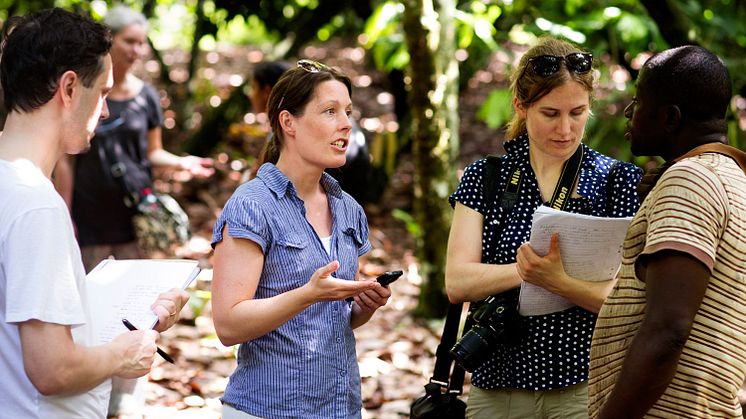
[121, 318, 175, 364]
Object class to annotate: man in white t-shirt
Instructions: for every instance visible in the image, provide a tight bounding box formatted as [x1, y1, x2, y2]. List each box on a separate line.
[0, 8, 188, 418]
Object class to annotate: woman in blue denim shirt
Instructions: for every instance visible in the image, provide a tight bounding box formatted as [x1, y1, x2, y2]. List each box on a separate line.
[445, 37, 642, 418]
[211, 60, 391, 419]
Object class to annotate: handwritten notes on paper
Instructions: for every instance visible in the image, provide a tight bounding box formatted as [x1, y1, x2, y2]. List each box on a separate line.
[86, 259, 200, 345]
[519, 206, 633, 316]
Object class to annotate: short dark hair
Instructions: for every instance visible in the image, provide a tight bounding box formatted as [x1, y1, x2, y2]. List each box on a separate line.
[0, 8, 112, 113]
[641, 45, 731, 121]
[253, 61, 292, 90]
[260, 62, 352, 165]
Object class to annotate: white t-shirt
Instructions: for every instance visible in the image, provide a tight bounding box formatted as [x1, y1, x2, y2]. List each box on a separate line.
[0, 159, 111, 418]
[319, 235, 332, 255]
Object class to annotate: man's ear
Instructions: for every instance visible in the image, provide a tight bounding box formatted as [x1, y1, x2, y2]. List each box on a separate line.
[279, 110, 296, 137]
[513, 97, 527, 118]
[662, 105, 682, 133]
[58, 70, 78, 107]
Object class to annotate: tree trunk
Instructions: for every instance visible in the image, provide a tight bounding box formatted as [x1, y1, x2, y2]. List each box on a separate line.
[639, 0, 695, 47]
[402, 0, 460, 318]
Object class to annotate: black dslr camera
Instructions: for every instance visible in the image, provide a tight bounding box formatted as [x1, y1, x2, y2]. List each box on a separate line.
[450, 292, 521, 372]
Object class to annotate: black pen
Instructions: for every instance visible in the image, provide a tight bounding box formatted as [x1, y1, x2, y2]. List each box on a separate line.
[121, 318, 175, 364]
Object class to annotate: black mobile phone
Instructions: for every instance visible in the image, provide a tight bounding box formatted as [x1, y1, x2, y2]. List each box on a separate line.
[376, 270, 403, 287]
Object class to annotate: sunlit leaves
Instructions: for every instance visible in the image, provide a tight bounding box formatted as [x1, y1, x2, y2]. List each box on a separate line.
[476, 88, 513, 129]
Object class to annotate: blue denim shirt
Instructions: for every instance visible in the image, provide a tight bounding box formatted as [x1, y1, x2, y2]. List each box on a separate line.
[212, 163, 371, 418]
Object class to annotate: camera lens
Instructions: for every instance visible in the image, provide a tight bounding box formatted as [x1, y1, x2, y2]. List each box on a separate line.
[450, 293, 521, 372]
[450, 325, 495, 372]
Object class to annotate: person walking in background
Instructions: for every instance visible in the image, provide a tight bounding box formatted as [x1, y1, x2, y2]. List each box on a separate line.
[211, 59, 391, 419]
[0, 8, 187, 418]
[249, 60, 292, 116]
[244, 60, 292, 180]
[589, 45, 746, 419]
[445, 36, 642, 418]
[54, 5, 213, 272]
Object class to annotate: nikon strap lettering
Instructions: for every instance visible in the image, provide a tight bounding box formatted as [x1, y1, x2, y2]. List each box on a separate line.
[501, 145, 583, 212]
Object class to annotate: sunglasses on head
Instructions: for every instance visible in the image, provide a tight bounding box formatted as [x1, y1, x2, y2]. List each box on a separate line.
[297, 59, 330, 73]
[276, 59, 332, 111]
[521, 52, 593, 78]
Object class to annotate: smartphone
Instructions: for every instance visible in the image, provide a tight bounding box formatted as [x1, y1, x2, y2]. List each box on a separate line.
[376, 270, 403, 287]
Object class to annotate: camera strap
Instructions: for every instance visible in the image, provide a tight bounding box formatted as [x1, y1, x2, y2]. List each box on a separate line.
[430, 302, 469, 393]
[548, 145, 583, 210]
[494, 144, 583, 212]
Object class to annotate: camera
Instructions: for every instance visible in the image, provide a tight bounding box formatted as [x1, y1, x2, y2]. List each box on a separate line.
[450, 293, 520, 372]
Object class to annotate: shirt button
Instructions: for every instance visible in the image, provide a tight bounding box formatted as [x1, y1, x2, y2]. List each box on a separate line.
[340, 370, 346, 376]
[336, 336, 342, 343]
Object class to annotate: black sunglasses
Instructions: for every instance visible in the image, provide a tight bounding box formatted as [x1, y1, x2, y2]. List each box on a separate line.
[520, 52, 593, 79]
[276, 59, 332, 111]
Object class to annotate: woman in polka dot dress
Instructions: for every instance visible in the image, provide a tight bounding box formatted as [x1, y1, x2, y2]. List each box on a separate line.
[445, 37, 642, 418]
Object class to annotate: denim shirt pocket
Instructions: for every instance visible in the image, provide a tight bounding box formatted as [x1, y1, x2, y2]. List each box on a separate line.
[343, 226, 365, 248]
[264, 230, 310, 293]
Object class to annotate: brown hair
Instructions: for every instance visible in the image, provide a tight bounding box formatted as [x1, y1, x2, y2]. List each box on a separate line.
[258, 62, 352, 166]
[505, 37, 594, 139]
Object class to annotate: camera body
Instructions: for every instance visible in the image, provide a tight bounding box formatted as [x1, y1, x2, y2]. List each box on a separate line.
[450, 292, 521, 372]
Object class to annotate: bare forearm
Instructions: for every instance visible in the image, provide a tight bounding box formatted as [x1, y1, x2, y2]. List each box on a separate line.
[47, 344, 122, 395]
[445, 262, 521, 303]
[599, 326, 685, 419]
[148, 148, 183, 168]
[350, 304, 374, 329]
[21, 331, 119, 395]
[550, 275, 616, 313]
[214, 287, 314, 346]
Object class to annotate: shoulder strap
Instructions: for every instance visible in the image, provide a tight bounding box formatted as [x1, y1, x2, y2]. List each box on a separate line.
[548, 145, 583, 211]
[674, 142, 746, 174]
[638, 142, 746, 201]
[483, 155, 503, 205]
[430, 302, 464, 386]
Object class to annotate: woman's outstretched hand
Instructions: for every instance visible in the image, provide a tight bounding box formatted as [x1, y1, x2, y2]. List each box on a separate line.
[304, 261, 380, 303]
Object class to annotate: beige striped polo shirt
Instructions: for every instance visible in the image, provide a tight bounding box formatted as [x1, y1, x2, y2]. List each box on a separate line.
[589, 153, 746, 418]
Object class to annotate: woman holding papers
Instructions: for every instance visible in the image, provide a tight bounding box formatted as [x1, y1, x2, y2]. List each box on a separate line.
[211, 60, 391, 418]
[445, 36, 642, 418]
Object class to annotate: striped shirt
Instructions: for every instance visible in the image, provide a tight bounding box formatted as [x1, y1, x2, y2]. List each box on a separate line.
[589, 153, 746, 418]
[212, 163, 371, 419]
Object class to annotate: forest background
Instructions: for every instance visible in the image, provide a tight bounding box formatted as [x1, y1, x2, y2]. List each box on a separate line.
[1, 0, 745, 417]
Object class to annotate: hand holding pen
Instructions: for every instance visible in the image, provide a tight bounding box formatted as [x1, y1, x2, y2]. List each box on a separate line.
[122, 318, 175, 364]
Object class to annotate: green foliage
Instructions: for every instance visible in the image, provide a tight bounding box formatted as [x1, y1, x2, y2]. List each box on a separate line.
[391, 209, 422, 240]
[188, 289, 212, 319]
[363, 0, 503, 81]
[477, 88, 513, 129]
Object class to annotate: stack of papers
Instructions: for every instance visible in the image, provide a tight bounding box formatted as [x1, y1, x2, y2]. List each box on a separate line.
[519, 206, 633, 316]
[85, 259, 200, 345]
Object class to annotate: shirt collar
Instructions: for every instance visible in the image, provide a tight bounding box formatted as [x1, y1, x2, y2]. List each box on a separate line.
[257, 163, 344, 199]
[504, 133, 529, 155]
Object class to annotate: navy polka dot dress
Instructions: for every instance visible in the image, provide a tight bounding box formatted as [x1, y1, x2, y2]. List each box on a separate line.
[448, 134, 642, 390]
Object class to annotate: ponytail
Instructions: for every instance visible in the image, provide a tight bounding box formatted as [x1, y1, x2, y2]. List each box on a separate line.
[258, 133, 281, 166]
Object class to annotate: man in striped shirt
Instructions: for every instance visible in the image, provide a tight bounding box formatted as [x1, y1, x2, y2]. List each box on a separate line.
[588, 46, 746, 418]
